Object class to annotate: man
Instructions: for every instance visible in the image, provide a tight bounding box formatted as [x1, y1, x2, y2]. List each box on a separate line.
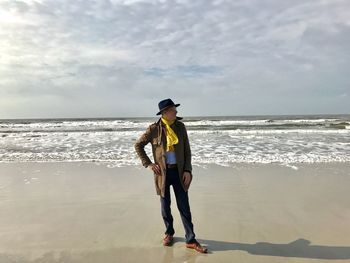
[134, 98, 207, 253]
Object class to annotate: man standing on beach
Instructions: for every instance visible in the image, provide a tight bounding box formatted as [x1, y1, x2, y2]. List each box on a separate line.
[134, 98, 207, 253]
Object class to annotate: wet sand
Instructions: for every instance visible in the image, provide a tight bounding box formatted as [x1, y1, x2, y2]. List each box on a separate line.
[0, 162, 350, 262]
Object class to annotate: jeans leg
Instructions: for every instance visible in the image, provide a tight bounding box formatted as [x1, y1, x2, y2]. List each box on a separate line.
[172, 171, 196, 243]
[160, 177, 174, 236]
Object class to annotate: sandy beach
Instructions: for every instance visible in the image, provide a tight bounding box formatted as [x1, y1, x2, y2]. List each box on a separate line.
[1, 162, 350, 263]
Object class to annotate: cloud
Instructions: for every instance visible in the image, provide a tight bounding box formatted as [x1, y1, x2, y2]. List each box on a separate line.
[0, 0, 350, 117]
[143, 65, 222, 78]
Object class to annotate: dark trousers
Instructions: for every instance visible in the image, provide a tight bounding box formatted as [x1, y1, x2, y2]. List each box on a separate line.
[160, 167, 196, 244]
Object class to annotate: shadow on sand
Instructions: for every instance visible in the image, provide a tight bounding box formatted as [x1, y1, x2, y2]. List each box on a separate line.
[174, 237, 350, 260]
[2, 238, 350, 263]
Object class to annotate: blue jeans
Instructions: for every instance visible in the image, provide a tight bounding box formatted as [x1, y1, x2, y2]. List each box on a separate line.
[160, 167, 196, 244]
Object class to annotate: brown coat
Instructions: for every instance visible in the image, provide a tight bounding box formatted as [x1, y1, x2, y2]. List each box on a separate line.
[134, 117, 193, 197]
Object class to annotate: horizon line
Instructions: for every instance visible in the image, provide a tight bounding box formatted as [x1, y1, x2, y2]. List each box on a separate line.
[1, 113, 349, 121]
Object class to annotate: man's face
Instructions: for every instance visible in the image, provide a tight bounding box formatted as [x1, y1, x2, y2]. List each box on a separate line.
[162, 106, 177, 121]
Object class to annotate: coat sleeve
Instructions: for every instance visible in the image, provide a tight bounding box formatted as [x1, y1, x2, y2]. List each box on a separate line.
[183, 125, 192, 173]
[134, 125, 153, 168]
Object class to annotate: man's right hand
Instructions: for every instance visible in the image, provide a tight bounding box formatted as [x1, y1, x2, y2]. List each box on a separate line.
[148, 163, 161, 175]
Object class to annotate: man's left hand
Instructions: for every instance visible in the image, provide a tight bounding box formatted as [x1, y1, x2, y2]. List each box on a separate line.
[182, 171, 191, 188]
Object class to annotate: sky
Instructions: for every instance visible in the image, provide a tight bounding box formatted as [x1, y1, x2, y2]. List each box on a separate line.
[0, 0, 349, 118]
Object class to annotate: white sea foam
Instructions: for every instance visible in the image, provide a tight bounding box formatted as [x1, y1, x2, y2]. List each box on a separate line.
[185, 119, 269, 126]
[192, 129, 350, 135]
[0, 120, 150, 133]
[184, 118, 340, 126]
[1, 116, 349, 166]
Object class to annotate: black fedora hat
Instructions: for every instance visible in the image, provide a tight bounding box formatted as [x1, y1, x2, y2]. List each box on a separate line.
[156, 98, 180, 115]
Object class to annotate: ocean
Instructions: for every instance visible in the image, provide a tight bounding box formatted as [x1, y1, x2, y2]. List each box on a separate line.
[1, 115, 349, 168]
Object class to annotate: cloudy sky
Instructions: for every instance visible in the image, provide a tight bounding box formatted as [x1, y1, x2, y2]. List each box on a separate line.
[0, 0, 349, 118]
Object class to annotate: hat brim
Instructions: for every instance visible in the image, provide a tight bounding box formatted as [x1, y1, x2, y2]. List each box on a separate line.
[156, 103, 180, 115]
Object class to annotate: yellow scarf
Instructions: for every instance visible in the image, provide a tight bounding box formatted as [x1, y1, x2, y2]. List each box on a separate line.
[161, 117, 178, 151]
